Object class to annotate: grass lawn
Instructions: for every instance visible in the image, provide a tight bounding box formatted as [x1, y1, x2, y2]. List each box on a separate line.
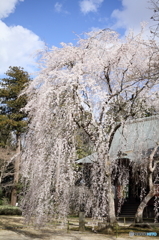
[0, 215, 159, 239]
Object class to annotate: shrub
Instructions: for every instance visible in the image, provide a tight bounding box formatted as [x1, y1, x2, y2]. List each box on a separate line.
[0, 205, 22, 215]
[1, 197, 9, 205]
[0, 187, 3, 199]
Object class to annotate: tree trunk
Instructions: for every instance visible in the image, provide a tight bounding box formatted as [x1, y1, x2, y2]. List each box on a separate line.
[135, 190, 155, 223]
[11, 136, 20, 206]
[106, 125, 121, 224]
[104, 150, 116, 224]
[107, 175, 116, 224]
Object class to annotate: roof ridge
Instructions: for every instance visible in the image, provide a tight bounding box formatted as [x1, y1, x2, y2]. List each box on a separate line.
[126, 115, 159, 125]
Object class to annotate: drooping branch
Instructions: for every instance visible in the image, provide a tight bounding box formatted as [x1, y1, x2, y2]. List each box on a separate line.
[149, 143, 159, 172]
[135, 143, 159, 223]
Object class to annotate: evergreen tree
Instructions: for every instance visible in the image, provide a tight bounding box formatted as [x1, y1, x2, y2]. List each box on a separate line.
[0, 66, 31, 206]
[0, 66, 31, 143]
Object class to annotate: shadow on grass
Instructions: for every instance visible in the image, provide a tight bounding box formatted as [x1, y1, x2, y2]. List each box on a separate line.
[1, 216, 159, 238]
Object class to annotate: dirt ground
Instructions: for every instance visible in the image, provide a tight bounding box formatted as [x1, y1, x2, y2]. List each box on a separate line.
[0, 229, 158, 240]
[0, 216, 159, 240]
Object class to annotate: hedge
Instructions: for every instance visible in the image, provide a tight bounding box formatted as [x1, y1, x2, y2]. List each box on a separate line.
[0, 205, 22, 215]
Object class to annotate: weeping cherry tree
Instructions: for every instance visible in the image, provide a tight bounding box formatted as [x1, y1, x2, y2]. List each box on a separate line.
[21, 28, 159, 226]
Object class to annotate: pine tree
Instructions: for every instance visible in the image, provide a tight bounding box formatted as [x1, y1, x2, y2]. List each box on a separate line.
[0, 66, 31, 205]
[0, 66, 30, 139]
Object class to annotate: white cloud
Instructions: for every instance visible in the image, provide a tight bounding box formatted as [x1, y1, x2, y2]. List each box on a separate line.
[0, 0, 24, 19]
[54, 2, 62, 13]
[0, 21, 44, 75]
[79, 0, 104, 14]
[54, 2, 69, 14]
[0, 0, 45, 75]
[111, 0, 153, 36]
[90, 26, 100, 31]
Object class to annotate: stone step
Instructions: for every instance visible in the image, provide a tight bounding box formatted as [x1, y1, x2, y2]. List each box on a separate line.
[119, 200, 139, 217]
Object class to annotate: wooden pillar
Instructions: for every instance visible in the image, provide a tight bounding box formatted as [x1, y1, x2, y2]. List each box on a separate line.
[79, 212, 85, 231]
[11, 136, 20, 206]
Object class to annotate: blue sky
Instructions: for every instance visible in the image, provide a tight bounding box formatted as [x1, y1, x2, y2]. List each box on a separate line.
[0, 0, 154, 76]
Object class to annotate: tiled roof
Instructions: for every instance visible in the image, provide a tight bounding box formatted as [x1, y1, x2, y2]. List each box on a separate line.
[76, 115, 159, 164]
